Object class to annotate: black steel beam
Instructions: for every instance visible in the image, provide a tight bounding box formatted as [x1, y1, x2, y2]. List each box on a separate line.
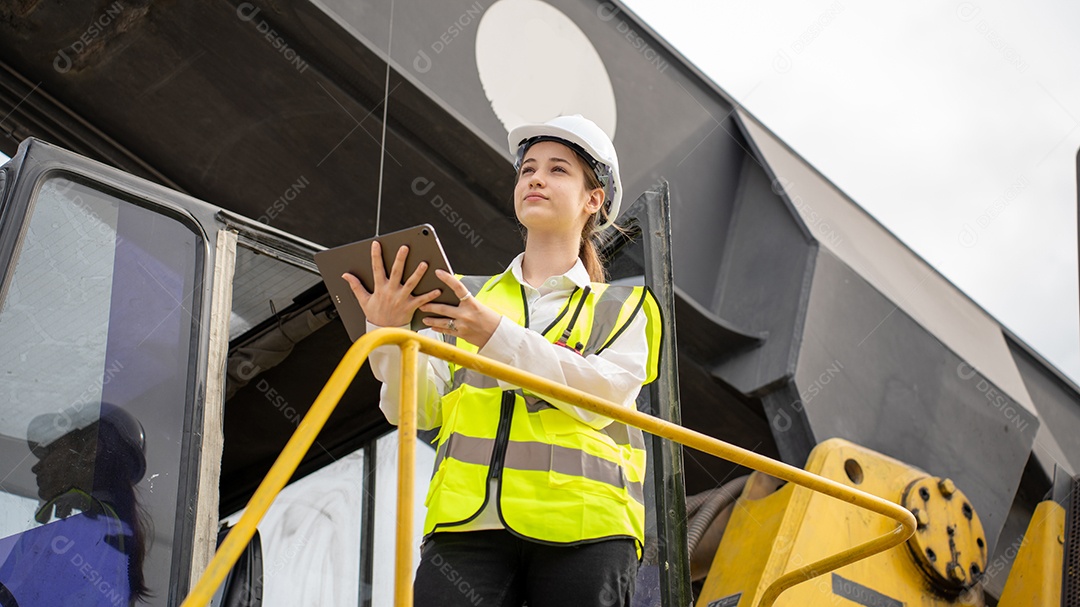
[641, 181, 693, 607]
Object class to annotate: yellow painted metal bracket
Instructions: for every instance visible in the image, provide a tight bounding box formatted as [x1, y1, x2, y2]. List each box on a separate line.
[997, 500, 1065, 606]
[182, 328, 916, 607]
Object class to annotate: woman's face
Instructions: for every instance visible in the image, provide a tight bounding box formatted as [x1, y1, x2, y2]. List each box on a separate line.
[514, 140, 604, 235]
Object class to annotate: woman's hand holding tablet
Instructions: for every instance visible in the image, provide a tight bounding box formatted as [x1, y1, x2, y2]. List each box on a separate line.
[314, 224, 460, 339]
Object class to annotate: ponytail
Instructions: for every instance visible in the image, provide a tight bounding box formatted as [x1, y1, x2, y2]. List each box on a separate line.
[579, 215, 606, 283]
[579, 163, 615, 283]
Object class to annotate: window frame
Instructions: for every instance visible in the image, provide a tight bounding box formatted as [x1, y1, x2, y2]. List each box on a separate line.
[0, 138, 224, 603]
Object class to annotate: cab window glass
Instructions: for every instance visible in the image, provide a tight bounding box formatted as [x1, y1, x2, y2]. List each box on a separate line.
[0, 175, 202, 605]
[229, 244, 320, 339]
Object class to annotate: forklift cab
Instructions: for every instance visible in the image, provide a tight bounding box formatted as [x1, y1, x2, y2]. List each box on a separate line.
[0, 138, 251, 605]
[0, 138, 387, 605]
[0, 138, 687, 606]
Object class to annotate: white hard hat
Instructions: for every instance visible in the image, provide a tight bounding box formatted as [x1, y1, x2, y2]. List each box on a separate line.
[508, 115, 622, 232]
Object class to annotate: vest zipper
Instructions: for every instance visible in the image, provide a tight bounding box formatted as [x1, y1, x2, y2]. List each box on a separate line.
[488, 390, 515, 480]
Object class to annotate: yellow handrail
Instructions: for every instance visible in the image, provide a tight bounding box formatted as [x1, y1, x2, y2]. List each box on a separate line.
[182, 328, 915, 607]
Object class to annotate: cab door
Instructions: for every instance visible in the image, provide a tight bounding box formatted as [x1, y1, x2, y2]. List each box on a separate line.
[0, 138, 232, 606]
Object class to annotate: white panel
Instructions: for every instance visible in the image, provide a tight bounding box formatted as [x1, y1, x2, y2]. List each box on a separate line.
[224, 449, 365, 606]
[476, 0, 618, 139]
[371, 431, 436, 607]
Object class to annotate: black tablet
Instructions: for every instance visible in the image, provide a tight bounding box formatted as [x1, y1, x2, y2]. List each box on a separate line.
[315, 224, 458, 340]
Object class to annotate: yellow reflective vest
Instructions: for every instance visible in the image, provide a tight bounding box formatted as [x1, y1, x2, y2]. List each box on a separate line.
[423, 271, 663, 553]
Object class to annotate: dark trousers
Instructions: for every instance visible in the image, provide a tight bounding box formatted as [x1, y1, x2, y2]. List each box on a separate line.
[413, 530, 638, 607]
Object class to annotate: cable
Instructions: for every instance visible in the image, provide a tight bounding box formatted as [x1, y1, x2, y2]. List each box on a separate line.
[374, 0, 395, 236]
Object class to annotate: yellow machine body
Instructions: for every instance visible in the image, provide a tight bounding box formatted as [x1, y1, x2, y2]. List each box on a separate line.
[996, 500, 1065, 607]
[697, 438, 989, 607]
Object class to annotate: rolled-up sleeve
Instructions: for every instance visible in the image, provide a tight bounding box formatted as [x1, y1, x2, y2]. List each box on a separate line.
[478, 311, 649, 429]
[365, 321, 451, 430]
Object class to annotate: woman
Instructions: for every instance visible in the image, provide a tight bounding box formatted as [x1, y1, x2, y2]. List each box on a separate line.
[343, 115, 661, 607]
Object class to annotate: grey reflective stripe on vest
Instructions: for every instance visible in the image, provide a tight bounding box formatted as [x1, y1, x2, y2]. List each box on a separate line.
[521, 392, 555, 413]
[432, 432, 494, 475]
[504, 441, 644, 504]
[598, 422, 646, 451]
[452, 367, 499, 390]
[435, 432, 644, 505]
[515, 391, 643, 450]
[516, 391, 642, 450]
[459, 275, 490, 296]
[582, 286, 638, 355]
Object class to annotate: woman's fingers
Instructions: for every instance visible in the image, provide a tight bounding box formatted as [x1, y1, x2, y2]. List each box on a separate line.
[422, 316, 451, 331]
[402, 261, 429, 292]
[370, 241, 421, 296]
[388, 244, 409, 285]
[341, 272, 370, 304]
[354, 243, 436, 328]
[418, 282, 499, 349]
[413, 287, 443, 307]
[434, 269, 471, 300]
[421, 302, 457, 317]
[370, 240, 385, 286]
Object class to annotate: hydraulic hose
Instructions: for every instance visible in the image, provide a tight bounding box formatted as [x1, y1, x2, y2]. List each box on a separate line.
[687, 475, 750, 555]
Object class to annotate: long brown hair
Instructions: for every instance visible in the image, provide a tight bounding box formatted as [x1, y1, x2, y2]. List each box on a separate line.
[579, 166, 608, 283]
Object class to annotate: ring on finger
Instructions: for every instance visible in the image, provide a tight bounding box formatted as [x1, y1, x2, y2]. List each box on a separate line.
[448, 319, 457, 332]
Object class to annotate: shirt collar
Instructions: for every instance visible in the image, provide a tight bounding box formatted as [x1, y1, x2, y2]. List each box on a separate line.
[495, 252, 591, 293]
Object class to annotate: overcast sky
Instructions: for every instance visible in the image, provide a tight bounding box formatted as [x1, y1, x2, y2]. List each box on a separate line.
[621, 0, 1080, 384]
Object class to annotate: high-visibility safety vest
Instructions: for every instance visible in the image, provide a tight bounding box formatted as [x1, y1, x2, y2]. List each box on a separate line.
[423, 271, 663, 553]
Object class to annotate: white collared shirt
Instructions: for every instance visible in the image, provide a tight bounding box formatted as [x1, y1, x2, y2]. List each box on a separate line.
[366, 252, 650, 430]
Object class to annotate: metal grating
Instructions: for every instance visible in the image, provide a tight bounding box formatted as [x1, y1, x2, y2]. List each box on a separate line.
[1066, 474, 1080, 606]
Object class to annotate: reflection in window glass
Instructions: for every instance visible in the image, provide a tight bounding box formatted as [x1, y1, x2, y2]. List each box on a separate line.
[223, 449, 366, 605]
[0, 176, 201, 605]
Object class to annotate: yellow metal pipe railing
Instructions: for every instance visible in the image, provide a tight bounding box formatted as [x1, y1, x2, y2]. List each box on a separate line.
[183, 328, 916, 607]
